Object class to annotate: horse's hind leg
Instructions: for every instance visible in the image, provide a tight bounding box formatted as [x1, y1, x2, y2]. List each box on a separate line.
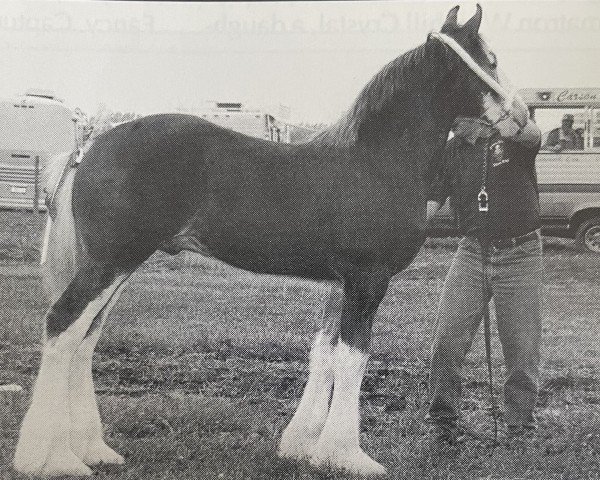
[279, 285, 342, 459]
[310, 268, 390, 476]
[68, 275, 131, 466]
[14, 261, 131, 477]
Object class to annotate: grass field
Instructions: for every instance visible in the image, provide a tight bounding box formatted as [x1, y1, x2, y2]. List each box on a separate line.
[1, 211, 600, 479]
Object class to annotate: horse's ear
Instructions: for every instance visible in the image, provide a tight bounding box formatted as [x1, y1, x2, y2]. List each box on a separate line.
[463, 4, 482, 35]
[443, 6, 460, 29]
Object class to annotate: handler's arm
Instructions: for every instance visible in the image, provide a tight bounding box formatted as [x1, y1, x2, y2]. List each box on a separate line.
[511, 119, 541, 149]
[507, 120, 542, 170]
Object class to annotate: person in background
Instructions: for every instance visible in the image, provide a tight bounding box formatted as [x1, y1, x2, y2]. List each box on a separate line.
[574, 128, 585, 149]
[426, 113, 543, 450]
[544, 113, 581, 151]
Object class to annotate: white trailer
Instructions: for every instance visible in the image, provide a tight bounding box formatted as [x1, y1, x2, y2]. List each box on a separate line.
[0, 89, 79, 210]
[177, 101, 293, 143]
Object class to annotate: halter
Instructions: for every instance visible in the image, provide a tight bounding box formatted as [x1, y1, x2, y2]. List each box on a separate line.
[429, 31, 526, 130]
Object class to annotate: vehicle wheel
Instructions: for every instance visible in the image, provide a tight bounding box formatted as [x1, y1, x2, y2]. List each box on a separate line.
[575, 216, 600, 253]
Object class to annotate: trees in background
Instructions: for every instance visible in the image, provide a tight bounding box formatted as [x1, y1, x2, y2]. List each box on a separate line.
[82, 104, 142, 143]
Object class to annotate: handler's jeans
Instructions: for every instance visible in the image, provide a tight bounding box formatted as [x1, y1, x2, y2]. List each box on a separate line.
[428, 233, 543, 429]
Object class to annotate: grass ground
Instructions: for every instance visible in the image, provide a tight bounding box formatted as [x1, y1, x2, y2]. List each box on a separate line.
[1, 211, 600, 479]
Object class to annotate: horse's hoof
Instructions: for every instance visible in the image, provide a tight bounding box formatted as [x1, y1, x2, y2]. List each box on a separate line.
[43, 455, 93, 477]
[81, 441, 124, 466]
[278, 439, 314, 460]
[15, 447, 93, 477]
[310, 447, 387, 476]
[278, 428, 321, 460]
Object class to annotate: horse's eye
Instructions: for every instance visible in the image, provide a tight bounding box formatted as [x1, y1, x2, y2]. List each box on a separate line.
[487, 51, 497, 68]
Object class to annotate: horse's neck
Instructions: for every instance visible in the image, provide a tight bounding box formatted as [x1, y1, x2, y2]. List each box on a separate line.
[355, 96, 451, 182]
[359, 44, 453, 148]
[314, 39, 455, 188]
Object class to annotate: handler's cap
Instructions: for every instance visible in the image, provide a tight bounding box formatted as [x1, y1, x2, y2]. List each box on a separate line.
[562, 113, 575, 122]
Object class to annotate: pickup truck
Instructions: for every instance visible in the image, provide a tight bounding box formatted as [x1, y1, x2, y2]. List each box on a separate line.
[428, 88, 600, 253]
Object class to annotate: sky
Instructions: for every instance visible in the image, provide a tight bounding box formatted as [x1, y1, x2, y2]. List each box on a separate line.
[1, 0, 600, 125]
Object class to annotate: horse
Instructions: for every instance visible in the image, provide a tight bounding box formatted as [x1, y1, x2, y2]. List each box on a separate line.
[14, 5, 529, 477]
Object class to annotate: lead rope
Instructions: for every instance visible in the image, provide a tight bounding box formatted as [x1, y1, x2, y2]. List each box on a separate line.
[478, 138, 499, 446]
[481, 250, 498, 445]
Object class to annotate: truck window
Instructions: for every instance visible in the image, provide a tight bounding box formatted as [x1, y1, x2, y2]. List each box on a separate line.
[535, 108, 585, 152]
[594, 110, 600, 148]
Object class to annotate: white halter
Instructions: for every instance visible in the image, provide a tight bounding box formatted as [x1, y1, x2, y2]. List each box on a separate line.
[429, 31, 518, 112]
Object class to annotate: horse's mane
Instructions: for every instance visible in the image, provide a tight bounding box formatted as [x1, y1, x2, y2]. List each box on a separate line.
[311, 41, 443, 147]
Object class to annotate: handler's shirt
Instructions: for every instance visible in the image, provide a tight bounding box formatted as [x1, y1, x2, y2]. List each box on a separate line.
[429, 132, 541, 240]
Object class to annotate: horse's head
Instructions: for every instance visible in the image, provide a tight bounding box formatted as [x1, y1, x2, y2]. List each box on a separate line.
[429, 4, 528, 135]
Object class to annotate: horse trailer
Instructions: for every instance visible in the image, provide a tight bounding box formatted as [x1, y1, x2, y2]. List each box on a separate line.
[0, 89, 80, 210]
[176, 101, 316, 144]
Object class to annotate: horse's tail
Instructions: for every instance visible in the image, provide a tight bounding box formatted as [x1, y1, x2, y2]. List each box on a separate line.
[40, 151, 81, 303]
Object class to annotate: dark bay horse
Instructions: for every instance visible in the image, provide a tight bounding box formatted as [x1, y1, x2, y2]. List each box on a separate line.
[15, 5, 527, 477]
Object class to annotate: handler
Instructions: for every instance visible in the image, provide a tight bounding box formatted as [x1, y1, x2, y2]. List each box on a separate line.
[426, 112, 543, 447]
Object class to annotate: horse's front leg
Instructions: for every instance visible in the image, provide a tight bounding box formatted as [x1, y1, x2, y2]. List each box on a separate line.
[310, 268, 390, 476]
[279, 285, 342, 459]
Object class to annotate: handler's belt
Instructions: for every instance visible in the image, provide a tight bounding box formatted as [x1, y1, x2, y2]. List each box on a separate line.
[489, 230, 538, 251]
